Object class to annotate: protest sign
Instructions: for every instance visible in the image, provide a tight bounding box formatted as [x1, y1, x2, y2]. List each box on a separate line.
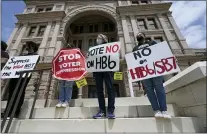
[114, 72, 123, 80]
[125, 41, 180, 82]
[76, 77, 87, 88]
[52, 48, 87, 81]
[1, 55, 39, 79]
[86, 42, 121, 72]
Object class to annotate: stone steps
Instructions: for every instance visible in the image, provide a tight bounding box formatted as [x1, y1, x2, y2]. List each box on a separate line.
[16, 104, 179, 119]
[6, 117, 201, 133]
[1, 97, 151, 110]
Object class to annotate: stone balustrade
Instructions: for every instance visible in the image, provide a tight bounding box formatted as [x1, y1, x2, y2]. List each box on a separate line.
[164, 61, 206, 132]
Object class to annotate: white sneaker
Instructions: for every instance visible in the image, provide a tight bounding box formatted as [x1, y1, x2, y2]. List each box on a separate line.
[61, 102, 69, 108]
[7, 117, 10, 120]
[56, 102, 63, 108]
[154, 110, 163, 118]
[162, 111, 171, 119]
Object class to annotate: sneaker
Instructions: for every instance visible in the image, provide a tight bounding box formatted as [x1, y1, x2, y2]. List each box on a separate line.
[7, 117, 10, 120]
[154, 110, 163, 118]
[61, 102, 69, 108]
[93, 111, 105, 119]
[56, 102, 63, 108]
[162, 111, 171, 119]
[107, 112, 115, 119]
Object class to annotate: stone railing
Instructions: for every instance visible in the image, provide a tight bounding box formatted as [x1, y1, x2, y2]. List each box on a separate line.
[164, 61, 206, 132]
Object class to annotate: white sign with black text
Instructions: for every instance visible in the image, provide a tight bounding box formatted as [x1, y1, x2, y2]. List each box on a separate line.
[125, 41, 180, 82]
[86, 42, 121, 72]
[1, 55, 39, 79]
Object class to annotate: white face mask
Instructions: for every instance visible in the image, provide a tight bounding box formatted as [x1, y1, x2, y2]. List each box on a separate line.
[96, 38, 103, 45]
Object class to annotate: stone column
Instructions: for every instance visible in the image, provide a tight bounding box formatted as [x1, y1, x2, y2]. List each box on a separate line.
[144, 18, 149, 30]
[130, 15, 139, 40]
[118, 35, 126, 58]
[6, 24, 20, 49]
[47, 21, 61, 57]
[121, 16, 132, 53]
[10, 23, 28, 56]
[167, 13, 192, 53]
[118, 0, 122, 6]
[127, 0, 131, 5]
[78, 87, 83, 99]
[38, 22, 52, 57]
[157, 14, 181, 51]
[34, 25, 40, 37]
[54, 40, 64, 56]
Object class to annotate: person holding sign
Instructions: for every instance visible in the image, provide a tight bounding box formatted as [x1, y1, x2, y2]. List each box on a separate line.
[132, 32, 171, 119]
[1, 41, 9, 70]
[56, 80, 74, 107]
[93, 34, 116, 119]
[4, 41, 39, 119]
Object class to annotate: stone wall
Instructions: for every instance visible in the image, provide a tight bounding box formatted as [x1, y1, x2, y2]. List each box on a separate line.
[164, 61, 206, 132]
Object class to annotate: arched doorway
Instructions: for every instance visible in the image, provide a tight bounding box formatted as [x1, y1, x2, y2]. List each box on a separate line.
[62, 11, 123, 98]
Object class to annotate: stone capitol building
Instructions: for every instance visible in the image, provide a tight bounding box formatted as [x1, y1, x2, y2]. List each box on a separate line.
[2, 0, 206, 101]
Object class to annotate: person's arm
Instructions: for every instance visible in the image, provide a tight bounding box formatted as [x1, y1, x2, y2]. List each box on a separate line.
[132, 46, 138, 52]
[149, 40, 157, 46]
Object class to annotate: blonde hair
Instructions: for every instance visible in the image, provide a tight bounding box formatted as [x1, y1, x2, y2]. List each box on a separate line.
[97, 34, 108, 43]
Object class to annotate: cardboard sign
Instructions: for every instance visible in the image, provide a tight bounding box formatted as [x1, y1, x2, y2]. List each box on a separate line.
[76, 78, 87, 88]
[1, 55, 39, 79]
[52, 48, 87, 81]
[114, 72, 123, 80]
[125, 41, 180, 82]
[86, 42, 121, 72]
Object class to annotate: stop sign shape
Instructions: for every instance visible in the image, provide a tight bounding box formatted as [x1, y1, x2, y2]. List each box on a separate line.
[52, 48, 87, 81]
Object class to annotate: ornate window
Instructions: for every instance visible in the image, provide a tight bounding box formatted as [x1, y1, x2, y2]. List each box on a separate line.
[154, 36, 163, 43]
[26, 8, 32, 13]
[36, 6, 53, 12]
[137, 19, 147, 30]
[73, 39, 83, 50]
[131, 0, 139, 4]
[103, 22, 114, 32]
[148, 18, 157, 30]
[37, 8, 44, 12]
[37, 26, 46, 37]
[28, 26, 37, 37]
[89, 24, 98, 33]
[74, 25, 84, 34]
[55, 5, 62, 11]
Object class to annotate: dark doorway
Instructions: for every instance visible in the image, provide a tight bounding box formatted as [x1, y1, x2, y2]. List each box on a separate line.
[72, 84, 78, 99]
[88, 85, 97, 98]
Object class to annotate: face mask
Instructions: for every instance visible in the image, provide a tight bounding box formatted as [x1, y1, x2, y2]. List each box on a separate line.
[96, 38, 103, 45]
[137, 36, 144, 42]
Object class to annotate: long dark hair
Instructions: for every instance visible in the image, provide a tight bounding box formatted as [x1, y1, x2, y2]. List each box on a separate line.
[1, 41, 7, 51]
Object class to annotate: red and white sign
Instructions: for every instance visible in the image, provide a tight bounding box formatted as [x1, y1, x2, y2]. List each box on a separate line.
[86, 42, 121, 72]
[52, 48, 87, 81]
[125, 41, 180, 82]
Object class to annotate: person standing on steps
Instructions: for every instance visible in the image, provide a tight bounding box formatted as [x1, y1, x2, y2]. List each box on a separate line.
[92, 34, 115, 119]
[5, 41, 40, 119]
[132, 32, 171, 119]
[56, 80, 74, 107]
[56, 44, 75, 108]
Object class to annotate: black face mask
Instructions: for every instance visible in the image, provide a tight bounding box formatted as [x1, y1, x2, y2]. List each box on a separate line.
[137, 36, 144, 42]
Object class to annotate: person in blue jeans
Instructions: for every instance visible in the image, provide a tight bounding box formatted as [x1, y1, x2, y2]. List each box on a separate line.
[93, 34, 115, 119]
[56, 80, 74, 107]
[133, 32, 171, 119]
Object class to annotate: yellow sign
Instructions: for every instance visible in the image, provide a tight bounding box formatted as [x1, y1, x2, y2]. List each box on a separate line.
[114, 72, 123, 80]
[76, 78, 87, 88]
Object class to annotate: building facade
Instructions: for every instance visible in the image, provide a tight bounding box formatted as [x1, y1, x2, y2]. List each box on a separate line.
[4, 0, 206, 100]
